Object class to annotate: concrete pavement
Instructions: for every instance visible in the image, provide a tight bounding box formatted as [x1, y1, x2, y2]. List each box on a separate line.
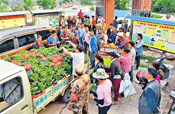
[39, 49, 175, 114]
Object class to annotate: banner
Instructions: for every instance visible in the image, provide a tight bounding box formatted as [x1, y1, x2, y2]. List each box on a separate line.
[132, 20, 175, 53]
[0, 15, 26, 29]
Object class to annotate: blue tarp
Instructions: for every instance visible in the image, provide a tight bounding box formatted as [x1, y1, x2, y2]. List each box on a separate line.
[114, 10, 131, 18]
[125, 15, 175, 26]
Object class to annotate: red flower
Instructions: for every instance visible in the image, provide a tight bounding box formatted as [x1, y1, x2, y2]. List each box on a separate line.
[13, 62, 22, 66]
[25, 64, 32, 70]
[22, 54, 29, 59]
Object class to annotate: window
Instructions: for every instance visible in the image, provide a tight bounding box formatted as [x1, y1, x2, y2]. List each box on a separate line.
[18, 34, 35, 47]
[0, 77, 23, 112]
[37, 30, 51, 40]
[0, 39, 14, 53]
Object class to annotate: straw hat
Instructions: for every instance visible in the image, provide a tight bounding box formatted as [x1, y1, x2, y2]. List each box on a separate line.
[92, 68, 109, 79]
[75, 64, 84, 74]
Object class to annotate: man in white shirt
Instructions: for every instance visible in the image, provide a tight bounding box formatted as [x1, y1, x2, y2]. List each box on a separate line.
[128, 41, 136, 83]
[84, 27, 90, 54]
[62, 42, 84, 76]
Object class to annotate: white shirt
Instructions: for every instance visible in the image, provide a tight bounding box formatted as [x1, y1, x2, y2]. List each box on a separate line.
[97, 17, 105, 24]
[85, 32, 90, 44]
[130, 47, 136, 66]
[71, 52, 84, 75]
[89, 37, 92, 51]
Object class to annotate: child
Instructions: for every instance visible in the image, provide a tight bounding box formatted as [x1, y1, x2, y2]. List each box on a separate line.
[149, 62, 164, 84]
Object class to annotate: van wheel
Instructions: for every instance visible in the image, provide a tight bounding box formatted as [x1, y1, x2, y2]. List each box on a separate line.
[62, 88, 71, 103]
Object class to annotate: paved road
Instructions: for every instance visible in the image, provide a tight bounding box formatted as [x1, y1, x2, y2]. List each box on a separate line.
[38, 71, 175, 114]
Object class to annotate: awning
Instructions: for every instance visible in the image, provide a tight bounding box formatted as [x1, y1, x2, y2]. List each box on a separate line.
[125, 16, 175, 26]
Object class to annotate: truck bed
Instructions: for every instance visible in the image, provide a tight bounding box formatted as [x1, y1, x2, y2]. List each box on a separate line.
[32, 75, 74, 112]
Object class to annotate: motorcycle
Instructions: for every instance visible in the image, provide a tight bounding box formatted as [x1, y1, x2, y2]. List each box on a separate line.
[136, 57, 174, 89]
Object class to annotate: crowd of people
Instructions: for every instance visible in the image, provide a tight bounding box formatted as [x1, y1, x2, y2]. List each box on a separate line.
[32, 9, 162, 114]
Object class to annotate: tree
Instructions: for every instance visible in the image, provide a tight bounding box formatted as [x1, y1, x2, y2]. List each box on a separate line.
[152, 0, 175, 14]
[11, 6, 24, 11]
[23, 0, 35, 10]
[115, 0, 120, 9]
[63, 0, 73, 3]
[115, 0, 129, 10]
[36, 0, 56, 9]
[90, 5, 95, 11]
[0, 0, 9, 12]
[81, 0, 93, 5]
[0, 0, 8, 5]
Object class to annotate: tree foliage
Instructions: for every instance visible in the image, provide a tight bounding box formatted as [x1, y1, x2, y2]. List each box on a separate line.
[81, 0, 93, 5]
[36, 0, 56, 9]
[0, 0, 9, 5]
[115, 0, 129, 10]
[90, 5, 95, 11]
[152, 0, 175, 14]
[63, 0, 73, 3]
[23, 0, 35, 10]
[0, 0, 9, 12]
[11, 6, 23, 11]
[151, 14, 163, 19]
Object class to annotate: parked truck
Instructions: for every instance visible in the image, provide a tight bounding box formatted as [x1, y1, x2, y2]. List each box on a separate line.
[0, 59, 75, 114]
[0, 45, 89, 114]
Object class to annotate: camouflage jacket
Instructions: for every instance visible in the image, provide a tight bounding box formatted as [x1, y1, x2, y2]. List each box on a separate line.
[69, 74, 91, 109]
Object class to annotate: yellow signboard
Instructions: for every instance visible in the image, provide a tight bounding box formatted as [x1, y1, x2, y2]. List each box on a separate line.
[0, 15, 26, 29]
[132, 21, 175, 53]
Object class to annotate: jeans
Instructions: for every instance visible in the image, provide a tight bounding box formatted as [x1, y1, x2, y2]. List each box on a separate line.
[81, 17, 84, 23]
[129, 66, 134, 83]
[98, 105, 111, 114]
[113, 78, 122, 101]
[84, 42, 89, 54]
[90, 51, 95, 68]
[136, 56, 141, 69]
[80, 37, 83, 46]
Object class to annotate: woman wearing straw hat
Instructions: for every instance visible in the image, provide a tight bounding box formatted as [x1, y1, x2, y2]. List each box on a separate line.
[90, 68, 112, 114]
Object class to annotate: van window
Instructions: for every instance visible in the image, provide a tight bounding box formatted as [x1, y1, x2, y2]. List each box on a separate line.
[0, 39, 14, 53]
[37, 30, 51, 40]
[18, 34, 35, 47]
[0, 77, 23, 112]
